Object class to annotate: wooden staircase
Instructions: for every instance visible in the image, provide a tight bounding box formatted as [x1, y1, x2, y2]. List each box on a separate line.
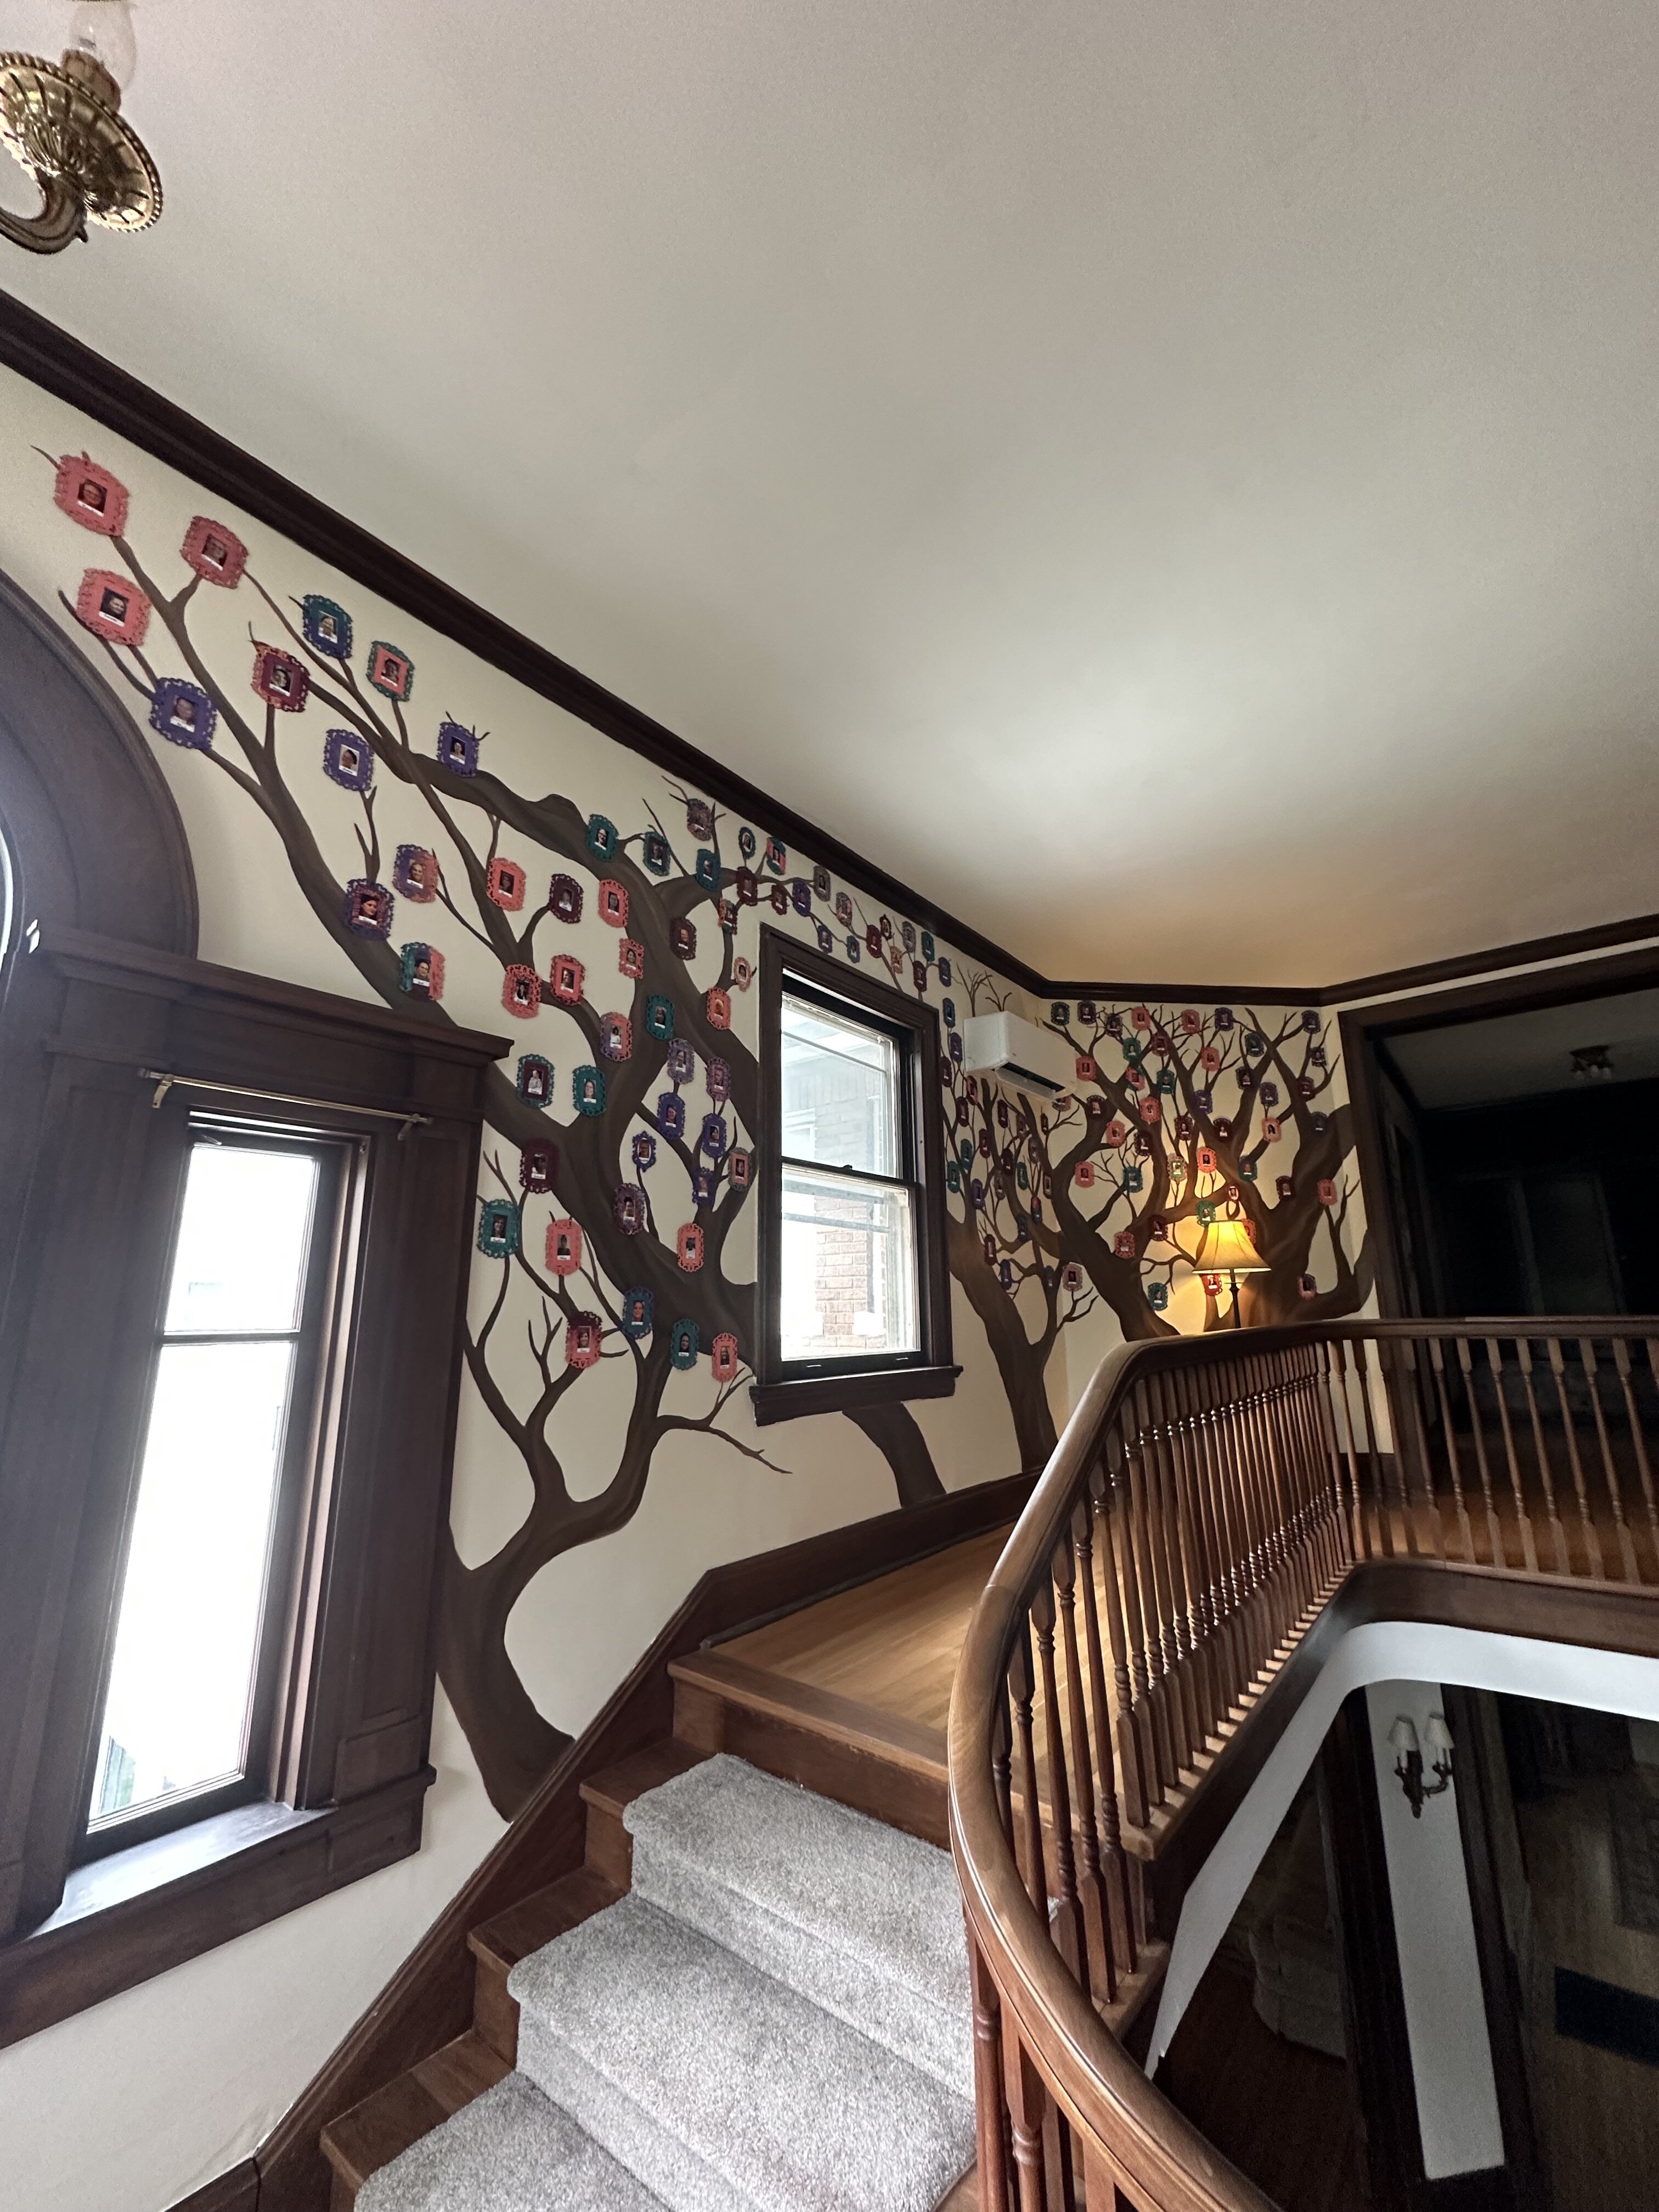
[319, 1613, 1169, 2210]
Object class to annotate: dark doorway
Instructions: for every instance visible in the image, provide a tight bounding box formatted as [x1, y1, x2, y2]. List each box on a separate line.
[1156, 1770, 1371, 2212]
[1342, 966, 1659, 1318]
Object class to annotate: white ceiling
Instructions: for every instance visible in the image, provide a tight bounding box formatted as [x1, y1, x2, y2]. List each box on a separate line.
[1388, 985, 1659, 1109]
[5, 1, 1658, 986]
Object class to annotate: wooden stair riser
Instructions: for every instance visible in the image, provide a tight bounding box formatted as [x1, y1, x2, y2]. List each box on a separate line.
[578, 1785, 635, 1888]
[673, 1677, 947, 1846]
[319, 1565, 1028, 2207]
[471, 1949, 517, 2067]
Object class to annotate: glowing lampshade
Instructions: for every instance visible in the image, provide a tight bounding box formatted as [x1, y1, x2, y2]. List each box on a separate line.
[1201, 1218, 1267, 1275]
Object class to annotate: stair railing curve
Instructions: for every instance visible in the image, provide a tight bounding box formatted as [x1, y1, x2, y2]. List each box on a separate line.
[947, 1315, 1659, 2212]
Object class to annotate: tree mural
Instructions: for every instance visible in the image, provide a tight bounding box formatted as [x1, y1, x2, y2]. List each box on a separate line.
[42, 453, 973, 1813]
[37, 445, 1372, 1816]
[930, 978, 1374, 1469]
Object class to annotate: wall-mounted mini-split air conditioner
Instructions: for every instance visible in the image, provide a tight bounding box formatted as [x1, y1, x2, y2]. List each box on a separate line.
[960, 1009, 1076, 1099]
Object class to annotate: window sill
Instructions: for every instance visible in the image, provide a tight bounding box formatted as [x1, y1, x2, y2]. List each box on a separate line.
[0, 1766, 433, 2050]
[749, 1363, 961, 1427]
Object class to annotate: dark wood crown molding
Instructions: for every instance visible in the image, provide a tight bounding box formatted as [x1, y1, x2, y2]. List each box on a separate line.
[4, 289, 1656, 1019]
[1323, 907, 1659, 1008]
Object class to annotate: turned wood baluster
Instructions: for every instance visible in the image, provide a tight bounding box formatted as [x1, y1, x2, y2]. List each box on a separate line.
[1166, 1376, 1217, 1754]
[1222, 1363, 1270, 1652]
[1328, 1339, 1370, 1561]
[1455, 1336, 1506, 1568]
[1314, 1341, 1359, 1571]
[1075, 1489, 1136, 1974]
[967, 1932, 1013, 2212]
[1516, 1338, 1571, 1575]
[1292, 1349, 1333, 1586]
[1248, 1353, 1295, 1622]
[1288, 1350, 1335, 1589]
[1198, 1371, 1252, 1706]
[1577, 1337, 1635, 1583]
[1135, 1381, 1194, 1778]
[1125, 1415, 1181, 1793]
[1373, 1339, 1423, 1558]
[1039, 2072, 1079, 2212]
[1615, 1340, 1659, 1582]
[1262, 1352, 1309, 1623]
[1110, 1436, 1165, 1811]
[992, 1680, 1015, 1853]
[1244, 1353, 1296, 1641]
[1398, 1339, 1448, 1562]
[1321, 1345, 1359, 1571]
[1301, 1345, 1338, 1578]
[1282, 1355, 1314, 1588]
[1052, 1531, 1114, 2002]
[1142, 1376, 1203, 1765]
[1428, 1339, 1476, 1564]
[1184, 1364, 1243, 1710]
[1486, 1336, 1539, 1574]
[1089, 1457, 1149, 1836]
[1546, 1338, 1603, 1579]
[1353, 1337, 1397, 1558]
[1300, 1347, 1337, 1583]
[1221, 1376, 1272, 1684]
[1164, 1365, 1222, 1746]
[1005, 2034, 1052, 2212]
[1269, 1354, 1316, 1608]
[1008, 1625, 1047, 1912]
[1031, 1571, 1085, 1989]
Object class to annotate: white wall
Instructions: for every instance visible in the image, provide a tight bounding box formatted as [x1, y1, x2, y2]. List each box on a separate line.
[1148, 1618, 1659, 2116]
[1364, 1679, 1503, 2180]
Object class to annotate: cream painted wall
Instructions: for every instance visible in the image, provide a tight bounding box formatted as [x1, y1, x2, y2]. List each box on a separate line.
[1364, 1680, 1504, 2181]
[0, 369, 1029, 2212]
[0, 364, 1376, 2210]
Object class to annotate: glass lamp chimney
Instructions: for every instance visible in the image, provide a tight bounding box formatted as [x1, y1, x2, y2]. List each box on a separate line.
[65, 0, 138, 91]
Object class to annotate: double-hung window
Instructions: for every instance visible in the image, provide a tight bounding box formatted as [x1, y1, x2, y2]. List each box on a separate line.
[754, 930, 953, 1423]
[83, 1122, 347, 1857]
[0, 929, 501, 2049]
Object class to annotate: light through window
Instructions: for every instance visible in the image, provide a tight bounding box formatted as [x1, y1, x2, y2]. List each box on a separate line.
[779, 994, 921, 1365]
[88, 1139, 322, 1833]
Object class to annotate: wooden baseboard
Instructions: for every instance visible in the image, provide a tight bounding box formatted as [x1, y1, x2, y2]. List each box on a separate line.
[165, 2160, 258, 2212]
[255, 1469, 1033, 2212]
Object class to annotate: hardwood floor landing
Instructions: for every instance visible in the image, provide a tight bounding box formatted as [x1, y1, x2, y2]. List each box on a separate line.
[718, 1524, 1010, 1733]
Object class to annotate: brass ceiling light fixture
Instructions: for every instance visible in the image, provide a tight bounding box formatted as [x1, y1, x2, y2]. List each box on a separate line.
[0, 0, 160, 253]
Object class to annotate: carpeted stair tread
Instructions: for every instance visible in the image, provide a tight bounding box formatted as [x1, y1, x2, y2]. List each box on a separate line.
[509, 1892, 974, 2212]
[624, 1751, 972, 2094]
[356, 2070, 669, 2212]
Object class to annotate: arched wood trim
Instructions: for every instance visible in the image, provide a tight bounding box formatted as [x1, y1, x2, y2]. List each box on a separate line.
[0, 561, 198, 1356]
[0, 575, 200, 1955]
[0, 561, 197, 957]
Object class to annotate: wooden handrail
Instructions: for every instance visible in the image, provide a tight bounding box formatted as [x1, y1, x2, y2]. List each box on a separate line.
[947, 1316, 1659, 2211]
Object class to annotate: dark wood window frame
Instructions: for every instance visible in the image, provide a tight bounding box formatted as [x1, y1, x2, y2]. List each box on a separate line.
[752, 927, 955, 1426]
[77, 1116, 355, 1864]
[0, 928, 507, 2049]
